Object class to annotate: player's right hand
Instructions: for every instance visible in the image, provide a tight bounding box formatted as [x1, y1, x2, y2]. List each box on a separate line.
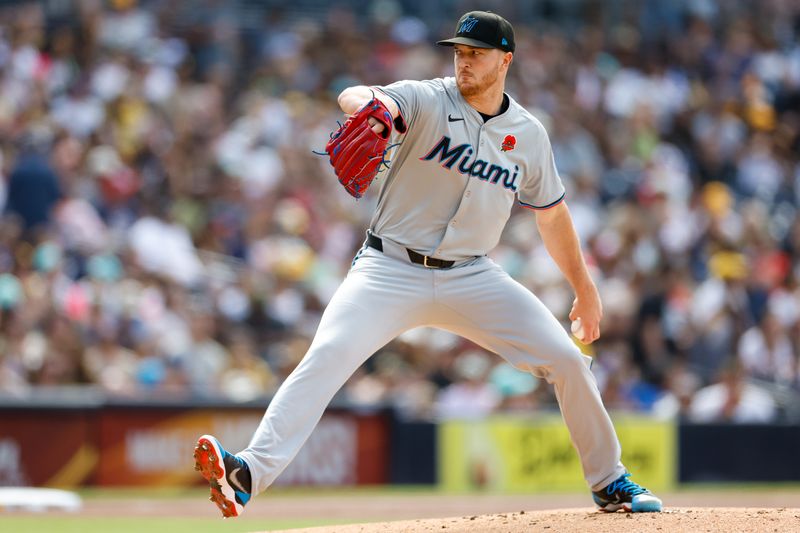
[569, 292, 602, 344]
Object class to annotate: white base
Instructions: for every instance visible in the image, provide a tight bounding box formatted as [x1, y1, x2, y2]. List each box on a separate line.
[0, 487, 83, 513]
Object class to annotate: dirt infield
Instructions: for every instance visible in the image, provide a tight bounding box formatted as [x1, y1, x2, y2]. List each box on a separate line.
[267, 507, 800, 533]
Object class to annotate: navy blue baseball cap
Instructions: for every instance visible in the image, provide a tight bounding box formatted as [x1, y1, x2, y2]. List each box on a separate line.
[437, 11, 515, 53]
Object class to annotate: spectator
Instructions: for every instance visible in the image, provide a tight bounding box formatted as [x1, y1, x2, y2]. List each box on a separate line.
[0, 1, 797, 419]
[5, 135, 61, 232]
[688, 361, 777, 423]
[738, 311, 796, 385]
[434, 350, 501, 420]
[219, 328, 276, 402]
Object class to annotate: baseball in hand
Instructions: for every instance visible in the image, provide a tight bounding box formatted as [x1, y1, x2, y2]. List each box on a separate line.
[571, 318, 586, 342]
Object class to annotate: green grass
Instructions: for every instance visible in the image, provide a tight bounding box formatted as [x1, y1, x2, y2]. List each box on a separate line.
[0, 516, 360, 533]
[74, 485, 439, 500]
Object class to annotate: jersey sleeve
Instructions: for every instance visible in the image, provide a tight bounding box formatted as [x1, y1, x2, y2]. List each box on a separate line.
[372, 79, 439, 129]
[517, 124, 566, 210]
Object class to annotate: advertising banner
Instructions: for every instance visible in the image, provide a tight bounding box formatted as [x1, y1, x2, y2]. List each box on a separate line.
[0, 404, 389, 488]
[96, 407, 261, 486]
[0, 410, 95, 487]
[94, 408, 388, 486]
[438, 415, 675, 492]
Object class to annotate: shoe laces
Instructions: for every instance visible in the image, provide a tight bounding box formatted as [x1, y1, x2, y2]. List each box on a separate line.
[606, 473, 648, 496]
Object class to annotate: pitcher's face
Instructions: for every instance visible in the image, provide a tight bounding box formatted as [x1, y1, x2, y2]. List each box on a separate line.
[453, 44, 510, 97]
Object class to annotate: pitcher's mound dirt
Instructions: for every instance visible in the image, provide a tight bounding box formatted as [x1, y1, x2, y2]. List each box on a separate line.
[267, 507, 800, 533]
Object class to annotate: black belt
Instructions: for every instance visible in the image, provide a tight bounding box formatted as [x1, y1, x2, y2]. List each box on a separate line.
[366, 233, 455, 269]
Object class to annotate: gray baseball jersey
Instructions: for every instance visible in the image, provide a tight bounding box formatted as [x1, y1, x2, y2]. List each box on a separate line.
[371, 77, 565, 261]
[236, 77, 626, 501]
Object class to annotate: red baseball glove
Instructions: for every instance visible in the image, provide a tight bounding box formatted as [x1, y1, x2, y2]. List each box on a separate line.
[325, 97, 406, 198]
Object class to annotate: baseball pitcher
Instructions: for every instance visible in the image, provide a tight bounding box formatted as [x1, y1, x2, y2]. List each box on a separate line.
[194, 10, 663, 517]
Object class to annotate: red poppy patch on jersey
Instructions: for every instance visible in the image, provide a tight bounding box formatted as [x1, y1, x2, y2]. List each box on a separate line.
[501, 134, 516, 152]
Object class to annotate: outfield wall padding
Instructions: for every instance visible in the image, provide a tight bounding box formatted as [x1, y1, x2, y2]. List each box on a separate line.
[3, 399, 800, 488]
[678, 423, 800, 482]
[0, 401, 389, 488]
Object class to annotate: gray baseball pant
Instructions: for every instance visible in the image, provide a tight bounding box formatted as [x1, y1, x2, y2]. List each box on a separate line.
[238, 240, 626, 494]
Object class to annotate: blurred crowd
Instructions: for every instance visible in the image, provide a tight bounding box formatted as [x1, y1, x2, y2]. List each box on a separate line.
[0, 0, 799, 423]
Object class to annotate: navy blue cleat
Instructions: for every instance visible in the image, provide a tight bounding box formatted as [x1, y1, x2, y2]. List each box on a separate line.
[194, 435, 252, 518]
[592, 473, 662, 513]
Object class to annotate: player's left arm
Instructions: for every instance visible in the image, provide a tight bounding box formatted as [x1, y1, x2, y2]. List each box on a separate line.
[338, 86, 399, 119]
[535, 202, 603, 343]
[338, 86, 400, 135]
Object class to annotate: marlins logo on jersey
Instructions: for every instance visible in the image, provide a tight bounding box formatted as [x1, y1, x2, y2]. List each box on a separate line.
[372, 76, 565, 260]
[420, 136, 520, 191]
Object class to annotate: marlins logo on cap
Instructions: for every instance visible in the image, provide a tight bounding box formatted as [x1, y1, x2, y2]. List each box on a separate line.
[437, 11, 515, 53]
[458, 16, 479, 34]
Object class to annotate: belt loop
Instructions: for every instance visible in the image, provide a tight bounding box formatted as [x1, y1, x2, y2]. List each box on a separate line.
[365, 230, 383, 252]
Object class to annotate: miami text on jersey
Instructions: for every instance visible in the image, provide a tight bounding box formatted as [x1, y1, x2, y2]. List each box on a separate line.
[420, 135, 520, 191]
